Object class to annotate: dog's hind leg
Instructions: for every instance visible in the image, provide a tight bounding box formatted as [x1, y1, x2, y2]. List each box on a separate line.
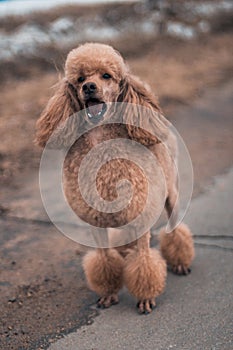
[82, 248, 124, 308]
[159, 188, 195, 275]
[123, 232, 167, 314]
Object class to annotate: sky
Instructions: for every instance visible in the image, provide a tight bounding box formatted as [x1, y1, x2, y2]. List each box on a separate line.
[0, 0, 136, 17]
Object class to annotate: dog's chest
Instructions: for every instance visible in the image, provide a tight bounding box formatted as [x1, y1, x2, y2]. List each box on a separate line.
[63, 124, 149, 223]
[85, 124, 129, 148]
[87, 128, 104, 147]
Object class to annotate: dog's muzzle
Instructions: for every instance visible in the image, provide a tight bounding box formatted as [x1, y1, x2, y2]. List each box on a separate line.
[85, 98, 107, 124]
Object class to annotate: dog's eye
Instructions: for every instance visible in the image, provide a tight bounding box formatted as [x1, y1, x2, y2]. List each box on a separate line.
[78, 76, 85, 83]
[102, 73, 112, 79]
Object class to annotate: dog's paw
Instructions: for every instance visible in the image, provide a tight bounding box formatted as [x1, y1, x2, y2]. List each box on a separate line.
[172, 264, 191, 276]
[97, 294, 119, 309]
[159, 223, 195, 275]
[137, 298, 156, 315]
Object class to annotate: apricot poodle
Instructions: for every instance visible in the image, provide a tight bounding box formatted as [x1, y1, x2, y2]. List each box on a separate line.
[36, 43, 194, 314]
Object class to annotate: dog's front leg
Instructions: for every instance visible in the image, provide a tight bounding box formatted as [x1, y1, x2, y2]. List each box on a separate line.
[123, 232, 167, 314]
[82, 248, 124, 308]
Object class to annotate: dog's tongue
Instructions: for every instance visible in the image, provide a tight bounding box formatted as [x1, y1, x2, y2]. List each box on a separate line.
[88, 101, 103, 117]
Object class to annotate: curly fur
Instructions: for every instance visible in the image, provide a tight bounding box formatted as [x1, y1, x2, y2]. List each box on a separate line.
[159, 223, 195, 272]
[124, 246, 167, 300]
[36, 79, 81, 148]
[83, 249, 124, 296]
[35, 43, 169, 148]
[36, 43, 195, 313]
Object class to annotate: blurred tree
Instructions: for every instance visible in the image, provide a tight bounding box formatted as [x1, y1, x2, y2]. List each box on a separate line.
[146, 0, 168, 34]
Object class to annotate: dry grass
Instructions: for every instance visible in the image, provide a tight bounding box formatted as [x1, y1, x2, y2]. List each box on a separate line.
[1, 1, 232, 85]
[129, 34, 233, 111]
[0, 32, 232, 186]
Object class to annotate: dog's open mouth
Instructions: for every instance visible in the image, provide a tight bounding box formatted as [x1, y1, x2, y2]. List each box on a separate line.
[85, 99, 107, 123]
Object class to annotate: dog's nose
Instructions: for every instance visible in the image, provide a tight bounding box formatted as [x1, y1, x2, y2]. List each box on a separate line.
[82, 82, 97, 95]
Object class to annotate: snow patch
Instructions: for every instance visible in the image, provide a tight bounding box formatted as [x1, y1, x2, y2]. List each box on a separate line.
[187, 0, 233, 16]
[167, 22, 196, 39]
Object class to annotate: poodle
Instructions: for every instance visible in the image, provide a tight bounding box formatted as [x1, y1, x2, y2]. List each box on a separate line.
[36, 43, 194, 314]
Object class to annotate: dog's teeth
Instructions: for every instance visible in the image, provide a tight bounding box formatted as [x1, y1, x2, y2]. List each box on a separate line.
[97, 111, 102, 116]
[88, 113, 92, 118]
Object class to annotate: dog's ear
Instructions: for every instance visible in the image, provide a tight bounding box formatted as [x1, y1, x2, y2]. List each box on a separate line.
[118, 74, 170, 146]
[35, 78, 82, 148]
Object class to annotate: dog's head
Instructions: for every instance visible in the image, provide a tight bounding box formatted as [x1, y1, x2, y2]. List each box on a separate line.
[65, 43, 126, 126]
[35, 43, 169, 148]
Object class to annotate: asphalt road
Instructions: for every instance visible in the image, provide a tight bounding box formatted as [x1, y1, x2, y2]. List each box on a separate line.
[49, 168, 233, 350]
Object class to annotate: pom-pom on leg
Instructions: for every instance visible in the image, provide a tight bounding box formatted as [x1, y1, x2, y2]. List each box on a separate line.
[124, 245, 167, 314]
[159, 223, 195, 275]
[83, 249, 124, 308]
